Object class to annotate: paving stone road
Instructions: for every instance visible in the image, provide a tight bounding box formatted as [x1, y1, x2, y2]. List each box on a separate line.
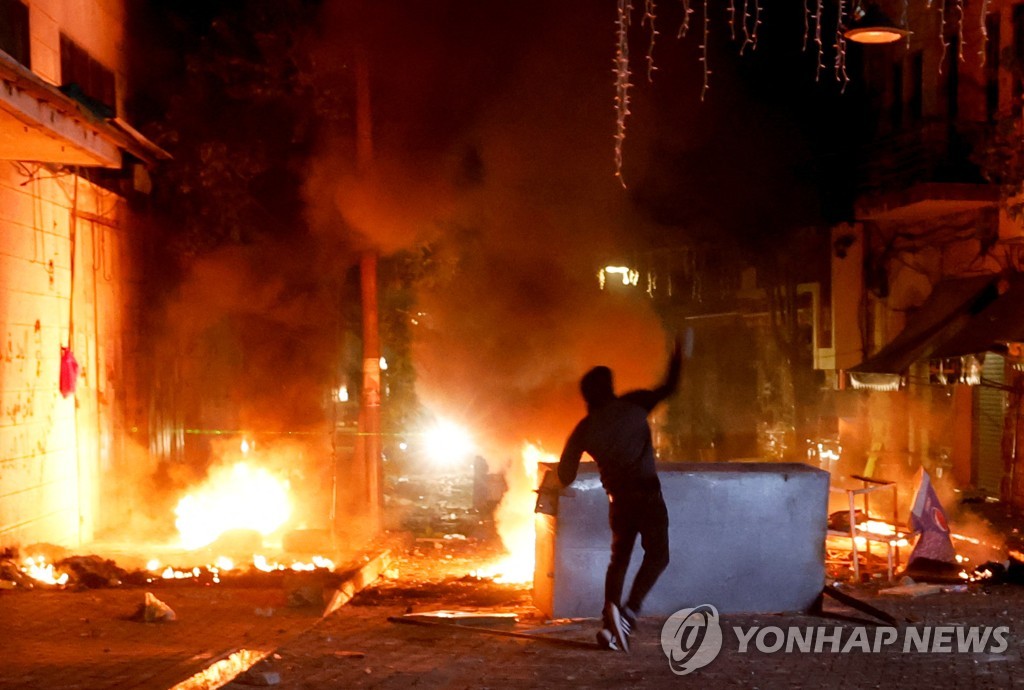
[228, 555, 1024, 690]
[3, 547, 1023, 689]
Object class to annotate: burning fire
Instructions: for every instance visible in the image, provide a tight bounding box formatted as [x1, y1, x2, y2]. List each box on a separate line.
[21, 557, 69, 586]
[174, 462, 292, 550]
[855, 519, 910, 548]
[475, 442, 553, 584]
[145, 554, 335, 583]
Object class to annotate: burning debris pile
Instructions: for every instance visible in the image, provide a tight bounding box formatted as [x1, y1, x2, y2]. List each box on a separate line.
[0, 550, 128, 589]
[0, 545, 343, 593]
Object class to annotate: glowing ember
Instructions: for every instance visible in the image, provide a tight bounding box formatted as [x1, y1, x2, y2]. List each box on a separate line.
[253, 554, 335, 572]
[853, 519, 910, 547]
[21, 557, 69, 586]
[476, 442, 551, 584]
[174, 462, 292, 549]
[147, 554, 332, 583]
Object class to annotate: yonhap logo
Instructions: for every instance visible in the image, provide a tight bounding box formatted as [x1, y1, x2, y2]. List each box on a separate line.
[660, 604, 1010, 676]
[660, 604, 723, 675]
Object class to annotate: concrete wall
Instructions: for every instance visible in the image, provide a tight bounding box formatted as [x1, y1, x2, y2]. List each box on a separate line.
[0, 0, 132, 549]
[0, 162, 132, 549]
[535, 462, 829, 618]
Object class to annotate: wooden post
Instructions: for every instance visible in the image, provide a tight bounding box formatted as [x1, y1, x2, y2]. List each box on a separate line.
[355, 42, 382, 534]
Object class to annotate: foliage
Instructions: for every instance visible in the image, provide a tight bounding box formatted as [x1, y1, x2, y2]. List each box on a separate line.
[130, 0, 339, 259]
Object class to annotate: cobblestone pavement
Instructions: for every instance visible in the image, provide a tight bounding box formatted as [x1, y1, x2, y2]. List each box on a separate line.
[230, 555, 1024, 690]
[0, 585, 322, 690]
[3, 548, 1024, 689]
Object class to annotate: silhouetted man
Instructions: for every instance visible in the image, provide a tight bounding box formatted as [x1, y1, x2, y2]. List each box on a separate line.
[557, 336, 683, 652]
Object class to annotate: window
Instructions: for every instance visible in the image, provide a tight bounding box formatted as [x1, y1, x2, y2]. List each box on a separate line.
[59, 33, 116, 117]
[0, 0, 30, 67]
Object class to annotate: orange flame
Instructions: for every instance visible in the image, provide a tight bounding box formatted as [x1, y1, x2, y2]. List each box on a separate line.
[21, 557, 69, 586]
[476, 442, 553, 584]
[174, 462, 292, 550]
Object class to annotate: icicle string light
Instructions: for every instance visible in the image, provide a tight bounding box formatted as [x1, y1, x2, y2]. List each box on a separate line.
[833, 0, 849, 89]
[608, 0, 999, 178]
[803, 0, 811, 51]
[902, 0, 910, 49]
[741, 0, 753, 54]
[700, 0, 711, 100]
[956, 0, 965, 62]
[643, 0, 658, 81]
[937, 0, 950, 75]
[678, 0, 693, 38]
[980, 0, 990, 67]
[752, 0, 763, 51]
[613, 0, 633, 186]
[814, 0, 825, 81]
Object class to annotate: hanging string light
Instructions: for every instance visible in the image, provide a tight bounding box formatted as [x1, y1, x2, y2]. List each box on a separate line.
[955, 0, 966, 63]
[803, 0, 811, 50]
[934, 0, 951, 75]
[613, 0, 633, 185]
[834, 0, 849, 89]
[679, 0, 693, 38]
[752, 0, 764, 51]
[643, 0, 659, 81]
[741, 0, 754, 54]
[610, 1, 995, 177]
[979, 0, 989, 66]
[700, 0, 711, 100]
[814, 0, 826, 81]
[902, 0, 910, 48]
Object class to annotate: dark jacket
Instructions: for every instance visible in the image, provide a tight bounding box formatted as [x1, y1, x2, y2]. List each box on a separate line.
[557, 348, 681, 495]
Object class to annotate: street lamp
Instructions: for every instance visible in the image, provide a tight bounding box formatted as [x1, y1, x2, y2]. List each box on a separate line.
[844, 4, 909, 45]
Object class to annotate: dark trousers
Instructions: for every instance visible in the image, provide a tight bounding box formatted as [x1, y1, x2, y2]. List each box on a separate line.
[604, 488, 670, 614]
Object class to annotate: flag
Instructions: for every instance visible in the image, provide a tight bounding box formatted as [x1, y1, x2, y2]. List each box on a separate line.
[908, 468, 957, 565]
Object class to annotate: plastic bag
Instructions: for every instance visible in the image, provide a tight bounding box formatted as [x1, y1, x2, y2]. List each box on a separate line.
[59, 347, 79, 398]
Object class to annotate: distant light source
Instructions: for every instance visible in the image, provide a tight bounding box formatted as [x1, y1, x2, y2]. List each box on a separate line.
[423, 419, 474, 467]
[379, 356, 388, 371]
[844, 4, 908, 44]
[337, 386, 349, 403]
[599, 265, 639, 289]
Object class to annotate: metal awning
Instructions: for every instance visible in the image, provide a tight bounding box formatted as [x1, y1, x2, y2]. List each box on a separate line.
[0, 52, 169, 168]
[848, 274, 1001, 390]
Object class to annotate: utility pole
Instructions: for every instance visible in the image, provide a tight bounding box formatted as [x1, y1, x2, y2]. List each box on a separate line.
[354, 42, 382, 534]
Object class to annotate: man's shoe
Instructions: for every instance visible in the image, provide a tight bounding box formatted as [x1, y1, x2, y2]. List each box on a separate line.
[603, 602, 631, 653]
[596, 628, 621, 651]
[622, 605, 639, 633]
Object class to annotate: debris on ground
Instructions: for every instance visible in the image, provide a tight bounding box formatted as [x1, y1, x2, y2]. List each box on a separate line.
[878, 583, 944, 597]
[126, 592, 178, 623]
[400, 610, 518, 628]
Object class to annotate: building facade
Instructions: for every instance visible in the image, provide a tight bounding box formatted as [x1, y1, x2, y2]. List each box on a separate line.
[828, 0, 1024, 507]
[0, 0, 159, 548]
